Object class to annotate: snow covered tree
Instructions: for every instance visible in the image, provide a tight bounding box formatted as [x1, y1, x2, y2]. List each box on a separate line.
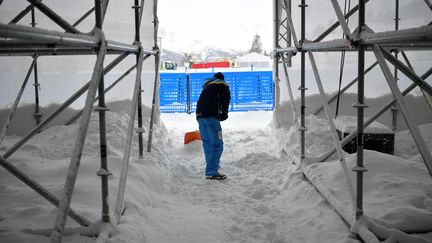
[182, 52, 197, 68]
[249, 34, 263, 54]
[182, 52, 194, 64]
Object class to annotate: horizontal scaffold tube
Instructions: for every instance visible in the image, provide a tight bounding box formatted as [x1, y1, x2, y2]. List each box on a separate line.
[276, 25, 432, 54]
[0, 23, 154, 54]
[0, 23, 96, 46]
[360, 25, 432, 45]
[0, 46, 128, 56]
[276, 39, 354, 54]
[276, 40, 432, 54]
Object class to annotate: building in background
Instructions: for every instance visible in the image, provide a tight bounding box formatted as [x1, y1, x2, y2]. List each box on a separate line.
[236, 52, 271, 69]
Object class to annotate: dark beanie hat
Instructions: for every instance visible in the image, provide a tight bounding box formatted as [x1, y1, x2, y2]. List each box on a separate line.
[213, 72, 224, 80]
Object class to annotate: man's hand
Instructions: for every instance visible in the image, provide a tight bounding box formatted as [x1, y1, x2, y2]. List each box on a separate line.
[220, 113, 228, 121]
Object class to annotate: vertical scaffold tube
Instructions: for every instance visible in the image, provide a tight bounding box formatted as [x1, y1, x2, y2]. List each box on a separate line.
[391, 0, 400, 132]
[147, 0, 160, 152]
[94, 0, 111, 224]
[281, 56, 299, 127]
[133, 0, 145, 158]
[299, 0, 307, 161]
[33, 55, 42, 125]
[186, 74, 191, 114]
[273, 0, 280, 112]
[355, 0, 366, 220]
[31, 8, 42, 125]
[285, 0, 292, 66]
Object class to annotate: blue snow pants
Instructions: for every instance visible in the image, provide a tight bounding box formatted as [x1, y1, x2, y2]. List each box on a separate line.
[197, 117, 223, 176]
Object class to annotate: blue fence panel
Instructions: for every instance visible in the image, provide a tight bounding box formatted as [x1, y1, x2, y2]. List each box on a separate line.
[159, 72, 187, 113]
[160, 71, 274, 113]
[189, 72, 210, 112]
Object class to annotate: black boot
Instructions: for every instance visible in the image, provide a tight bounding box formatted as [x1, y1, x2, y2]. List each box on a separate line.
[206, 172, 227, 180]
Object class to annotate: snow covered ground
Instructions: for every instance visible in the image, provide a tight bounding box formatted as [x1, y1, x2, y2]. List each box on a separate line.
[0, 108, 432, 242]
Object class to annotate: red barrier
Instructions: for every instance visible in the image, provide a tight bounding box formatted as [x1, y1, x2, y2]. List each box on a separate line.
[191, 61, 230, 69]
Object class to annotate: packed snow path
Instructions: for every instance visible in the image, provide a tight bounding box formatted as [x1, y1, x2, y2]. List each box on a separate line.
[140, 112, 359, 243]
[1, 110, 430, 242]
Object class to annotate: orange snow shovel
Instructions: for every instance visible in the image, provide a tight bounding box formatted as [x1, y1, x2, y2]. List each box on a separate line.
[184, 130, 201, 144]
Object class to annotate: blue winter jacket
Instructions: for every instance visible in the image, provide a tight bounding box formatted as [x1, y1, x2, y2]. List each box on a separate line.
[196, 77, 231, 120]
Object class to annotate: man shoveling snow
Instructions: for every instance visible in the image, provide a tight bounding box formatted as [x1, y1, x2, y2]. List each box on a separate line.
[196, 72, 231, 180]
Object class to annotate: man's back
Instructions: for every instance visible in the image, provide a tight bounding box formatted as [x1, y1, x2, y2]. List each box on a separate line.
[196, 75, 230, 120]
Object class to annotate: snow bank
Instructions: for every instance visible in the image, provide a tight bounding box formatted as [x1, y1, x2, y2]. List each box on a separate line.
[273, 113, 432, 240]
[273, 114, 337, 163]
[334, 116, 393, 134]
[0, 108, 171, 243]
[16, 111, 131, 160]
[304, 150, 432, 233]
[395, 123, 432, 162]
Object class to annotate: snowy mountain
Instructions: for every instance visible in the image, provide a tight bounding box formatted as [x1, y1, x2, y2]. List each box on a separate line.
[160, 31, 247, 65]
[161, 46, 244, 65]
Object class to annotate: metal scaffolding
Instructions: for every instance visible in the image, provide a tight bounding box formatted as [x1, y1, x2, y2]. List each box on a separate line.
[0, 0, 160, 242]
[1, 0, 431, 242]
[273, 0, 432, 242]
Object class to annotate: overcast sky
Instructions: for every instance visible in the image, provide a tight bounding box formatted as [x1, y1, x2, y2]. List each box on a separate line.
[158, 0, 431, 53]
[158, 0, 273, 52]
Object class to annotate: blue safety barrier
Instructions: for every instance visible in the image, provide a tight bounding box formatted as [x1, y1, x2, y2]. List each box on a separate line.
[159, 71, 274, 113]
